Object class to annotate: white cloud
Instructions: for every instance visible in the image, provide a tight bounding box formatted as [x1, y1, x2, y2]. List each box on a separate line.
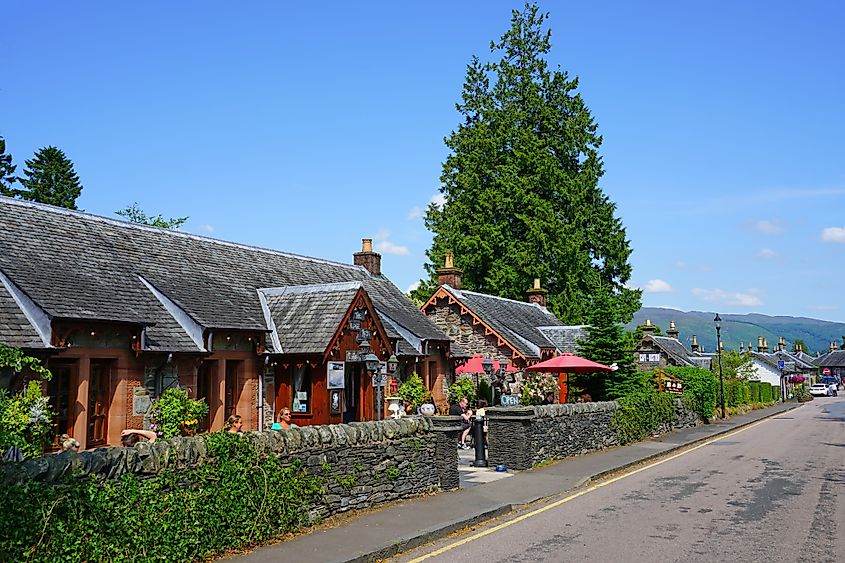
[406, 280, 421, 293]
[821, 227, 845, 243]
[407, 206, 423, 220]
[200, 224, 214, 233]
[757, 248, 777, 258]
[674, 260, 687, 269]
[643, 279, 672, 293]
[408, 193, 445, 221]
[691, 288, 763, 307]
[430, 193, 446, 209]
[753, 219, 783, 235]
[373, 229, 411, 256]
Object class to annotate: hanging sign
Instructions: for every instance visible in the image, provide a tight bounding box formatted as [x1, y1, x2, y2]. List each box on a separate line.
[327, 361, 345, 389]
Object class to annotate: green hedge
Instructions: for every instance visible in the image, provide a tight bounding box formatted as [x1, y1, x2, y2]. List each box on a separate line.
[724, 378, 750, 407]
[661, 367, 717, 420]
[612, 388, 676, 444]
[0, 433, 322, 562]
[748, 381, 761, 403]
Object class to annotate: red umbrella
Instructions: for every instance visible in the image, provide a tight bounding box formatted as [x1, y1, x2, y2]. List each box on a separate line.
[525, 353, 615, 404]
[525, 353, 614, 374]
[455, 355, 518, 374]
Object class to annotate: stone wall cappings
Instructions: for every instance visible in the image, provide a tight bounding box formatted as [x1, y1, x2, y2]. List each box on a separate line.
[1, 416, 458, 520]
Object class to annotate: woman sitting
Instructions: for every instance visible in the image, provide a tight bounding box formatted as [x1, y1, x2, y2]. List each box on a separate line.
[271, 408, 298, 430]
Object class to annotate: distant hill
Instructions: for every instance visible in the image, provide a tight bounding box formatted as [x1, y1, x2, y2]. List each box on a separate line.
[626, 308, 845, 355]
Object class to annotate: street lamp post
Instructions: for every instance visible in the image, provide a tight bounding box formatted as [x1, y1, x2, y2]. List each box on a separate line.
[714, 313, 726, 419]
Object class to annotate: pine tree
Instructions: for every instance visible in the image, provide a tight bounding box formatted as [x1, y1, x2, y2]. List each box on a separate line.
[414, 3, 641, 323]
[0, 137, 18, 197]
[18, 146, 83, 209]
[577, 289, 639, 400]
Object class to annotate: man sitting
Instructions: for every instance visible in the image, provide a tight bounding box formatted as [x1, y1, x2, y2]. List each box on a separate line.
[448, 397, 473, 449]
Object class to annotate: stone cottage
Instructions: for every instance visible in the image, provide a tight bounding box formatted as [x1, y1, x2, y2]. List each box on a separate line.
[0, 197, 451, 450]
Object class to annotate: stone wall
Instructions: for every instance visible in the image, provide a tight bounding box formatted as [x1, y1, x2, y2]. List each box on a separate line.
[1, 416, 459, 521]
[487, 399, 704, 470]
[427, 304, 509, 359]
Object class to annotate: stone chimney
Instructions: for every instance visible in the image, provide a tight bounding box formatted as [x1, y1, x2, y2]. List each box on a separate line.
[763, 338, 769, 353]
[832, 340, 839, 352]
[354, 238, 381, 276]
[667, 321, 679, 340]
[435, 252, 463, 289]
[757, 336, 765, 353]
[691, 335, 699, 353]
[739, 342, 745, 353]
[526, 278, 548, 308]
[778, 336, 786, 352]
[641, 319, 656, 337]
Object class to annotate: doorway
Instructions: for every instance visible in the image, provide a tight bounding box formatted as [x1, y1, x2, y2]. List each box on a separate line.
[87, 360, 111, 446]
[196, 361, 216, 431]
[343, 363, 362, 423]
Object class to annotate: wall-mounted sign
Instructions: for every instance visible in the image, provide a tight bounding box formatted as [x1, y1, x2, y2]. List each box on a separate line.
[372, 372, 387, 387]
[327, 361, 345, 389]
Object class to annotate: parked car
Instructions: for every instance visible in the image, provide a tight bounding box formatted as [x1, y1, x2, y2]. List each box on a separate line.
[809, 383, 831, 397]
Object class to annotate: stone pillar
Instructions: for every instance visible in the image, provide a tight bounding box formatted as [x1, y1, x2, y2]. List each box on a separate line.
[427, 416, 461, 490]
[486, 406, 535, 470]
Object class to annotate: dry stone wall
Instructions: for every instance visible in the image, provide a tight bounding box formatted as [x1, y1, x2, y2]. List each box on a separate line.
[1, 417, 458, 521]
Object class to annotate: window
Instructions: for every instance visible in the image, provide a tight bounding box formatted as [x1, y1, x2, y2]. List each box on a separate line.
[47, 362, 75, 448]
[291, 364, 312, 414]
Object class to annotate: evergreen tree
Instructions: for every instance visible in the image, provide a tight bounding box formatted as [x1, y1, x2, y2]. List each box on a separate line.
[18, 146, 83, 209]
[0, 137, 18, 196]
[116, 202, 188, 230]
[414, 3, 641, 323]
[577, 288, 638, 400]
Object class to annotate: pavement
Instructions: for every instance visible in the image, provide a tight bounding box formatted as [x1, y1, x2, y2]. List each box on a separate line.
[231, 401, 800, 563]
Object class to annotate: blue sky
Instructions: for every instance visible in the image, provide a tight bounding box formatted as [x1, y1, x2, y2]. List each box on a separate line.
[3, 1, 844, 322]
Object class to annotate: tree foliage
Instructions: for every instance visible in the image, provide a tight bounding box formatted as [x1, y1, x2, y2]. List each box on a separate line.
[415, 3, 640, 323]
[116, 202, 188, 230]
[577, 288, 638, 400]
[17, 146, 83, 209]
[0, 137, 18, 195]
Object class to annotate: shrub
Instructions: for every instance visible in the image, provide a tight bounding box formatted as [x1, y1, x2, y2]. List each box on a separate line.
[0, 432, 323, 561]
[662, 367, 717, 420]
[0, 381, 55, 459]
[724, 378, 750, 407]
[519, 371, 557, 405]
[148, 388, 209, 439]
[611, 388, 675, 444]
[447, 377, 476, 405]
[396, 372, 432, 410]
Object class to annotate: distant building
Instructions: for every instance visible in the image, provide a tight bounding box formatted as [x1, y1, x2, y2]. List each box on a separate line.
[634, 320, 711, 371]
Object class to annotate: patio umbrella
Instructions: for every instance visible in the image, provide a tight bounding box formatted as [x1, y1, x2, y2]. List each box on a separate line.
[525, 353, 615, 403]
[455, 356, 517, 374]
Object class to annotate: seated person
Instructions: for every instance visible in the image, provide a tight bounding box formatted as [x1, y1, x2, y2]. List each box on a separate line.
[225, 414, 244, 434]
[271, 408, 298, 430]
[448, 397, 473, 449]
[120, 429, 157, 447]
[58, 434, 80, 453]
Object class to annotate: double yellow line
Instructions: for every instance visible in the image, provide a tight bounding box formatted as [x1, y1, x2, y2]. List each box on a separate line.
[407, 417, 772, 562]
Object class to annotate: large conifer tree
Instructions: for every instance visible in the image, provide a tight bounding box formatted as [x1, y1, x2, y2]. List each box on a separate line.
[416, 4, 640, 323]
[0, 137, 18, 196]
[18, 146, 83, 209]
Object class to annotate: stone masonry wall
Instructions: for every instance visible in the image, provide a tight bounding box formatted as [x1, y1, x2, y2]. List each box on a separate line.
[487, 399, 703, 470]
[1, 417, 458, 521]
[428, 304, 509, 360]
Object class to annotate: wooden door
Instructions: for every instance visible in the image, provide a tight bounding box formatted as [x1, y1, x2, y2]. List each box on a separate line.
[87, 360, 110, 446]
[196, 361, 216, 431]
[225, 360, 240, 418]
[47, 362, 75, 449]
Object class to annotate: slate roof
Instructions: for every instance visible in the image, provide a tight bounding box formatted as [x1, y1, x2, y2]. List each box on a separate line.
[0, 280, 45, 348]
[649, 336, 695, 366]
[769, 350, 816, 371]
[751, 352, 781, 371]
[0, 197, 448, 351]
[441, 286, 563, 360]
[536, 325, 587, 354]
[817, 350, 845, 368]
[259, 282, 360, 355]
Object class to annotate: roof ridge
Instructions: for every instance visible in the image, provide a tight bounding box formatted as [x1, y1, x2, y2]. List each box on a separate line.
[0, 196, 365, 273]
[258, 281, 362, 297]
[457, 288, 552, 312]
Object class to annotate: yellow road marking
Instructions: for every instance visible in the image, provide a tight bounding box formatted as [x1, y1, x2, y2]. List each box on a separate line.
[406, 417, 772, 562]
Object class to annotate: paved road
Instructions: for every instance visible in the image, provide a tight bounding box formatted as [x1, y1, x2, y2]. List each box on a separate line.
[395, 397, 845, 563]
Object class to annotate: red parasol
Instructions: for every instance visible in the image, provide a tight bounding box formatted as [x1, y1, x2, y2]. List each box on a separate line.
[455, 355, 518, 374]
[525, 353, 615, 403]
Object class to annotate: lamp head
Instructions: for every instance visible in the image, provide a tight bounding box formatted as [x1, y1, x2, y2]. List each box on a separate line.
[365, 353, 381, 372]
[481, 357, 494, 375]
[714, 313, 722, 330]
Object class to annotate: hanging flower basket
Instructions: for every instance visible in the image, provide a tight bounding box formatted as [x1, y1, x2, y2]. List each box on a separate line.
[788, 375, 805, 384]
